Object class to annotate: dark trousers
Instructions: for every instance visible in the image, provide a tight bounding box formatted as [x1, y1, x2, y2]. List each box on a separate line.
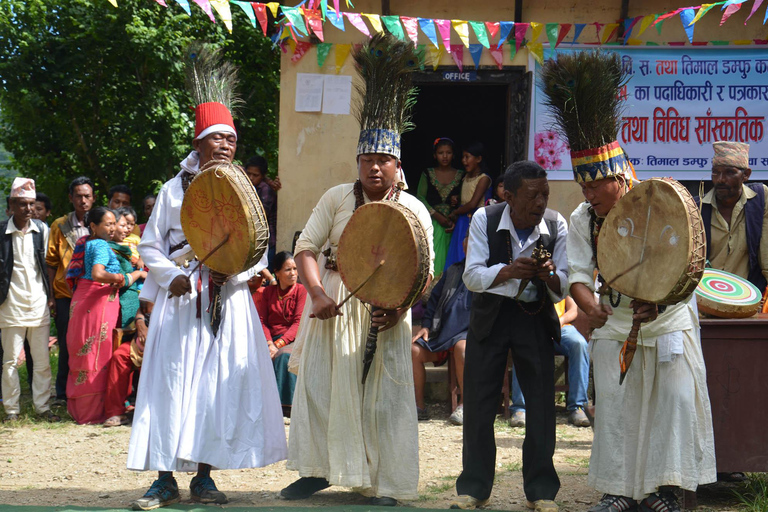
[54, 297, 71, 400]
[456, 298, 560, 502]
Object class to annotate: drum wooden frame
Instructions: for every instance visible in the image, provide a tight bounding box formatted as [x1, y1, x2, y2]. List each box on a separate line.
[337, 201, 430, 310]
[597, 178, 706, 305]
[181, 162, 269, 275]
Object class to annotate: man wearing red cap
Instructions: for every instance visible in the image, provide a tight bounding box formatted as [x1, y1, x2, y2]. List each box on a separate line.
[127, 52, 286, 510]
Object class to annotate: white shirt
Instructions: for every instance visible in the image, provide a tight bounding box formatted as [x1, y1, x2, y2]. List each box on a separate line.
[463, 204, 568, 303]
[0, 218, 50, 328]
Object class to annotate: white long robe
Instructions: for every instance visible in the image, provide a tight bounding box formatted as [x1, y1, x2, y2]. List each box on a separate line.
[127, 160, 287, 472]
[567, 202, 716, 500]
[287, 184, 433, 500]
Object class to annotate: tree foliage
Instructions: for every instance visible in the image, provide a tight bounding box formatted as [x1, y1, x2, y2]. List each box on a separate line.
[0, 0, 280, 218]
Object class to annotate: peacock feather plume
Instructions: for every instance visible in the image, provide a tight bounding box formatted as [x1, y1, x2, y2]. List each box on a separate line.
[539, 50, 629, 152]
[186, 43, 242, 114]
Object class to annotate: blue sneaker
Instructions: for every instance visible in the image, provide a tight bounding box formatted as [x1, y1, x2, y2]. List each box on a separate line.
[132, 474, 180, 510]
[190, 475, 228, 504]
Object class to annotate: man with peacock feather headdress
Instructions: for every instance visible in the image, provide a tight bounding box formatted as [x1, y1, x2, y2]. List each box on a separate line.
[126, 45, 287, 510]
[540, 50, 715, 512]
[281, 33, 433, 506]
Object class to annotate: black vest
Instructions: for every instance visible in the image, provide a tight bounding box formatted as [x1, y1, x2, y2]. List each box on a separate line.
[466, 203, 561, 344]
[0, 219, 51, 306]
[696, 183, 766, 292]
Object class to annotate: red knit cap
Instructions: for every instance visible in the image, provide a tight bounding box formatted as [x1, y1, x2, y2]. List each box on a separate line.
[194, 102, 237, 140]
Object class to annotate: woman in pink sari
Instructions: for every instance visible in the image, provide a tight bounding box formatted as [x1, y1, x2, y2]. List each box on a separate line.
[66, 207, 132, 424]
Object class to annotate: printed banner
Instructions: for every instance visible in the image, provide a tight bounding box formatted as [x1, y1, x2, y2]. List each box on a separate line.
[529, 47, 768, 180]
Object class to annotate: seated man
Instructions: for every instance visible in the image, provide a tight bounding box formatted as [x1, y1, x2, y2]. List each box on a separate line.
[412, 233, 471, 425]
[509, 295, 590, 428]
[697, 140, 768, 293]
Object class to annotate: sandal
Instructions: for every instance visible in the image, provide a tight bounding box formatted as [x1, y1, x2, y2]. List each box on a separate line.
[103, 415, 128, 427]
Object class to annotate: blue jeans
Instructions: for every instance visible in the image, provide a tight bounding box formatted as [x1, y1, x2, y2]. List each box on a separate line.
[510, 325, 589, 412]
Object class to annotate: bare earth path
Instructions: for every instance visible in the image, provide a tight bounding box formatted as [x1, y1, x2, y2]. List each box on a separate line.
[0, 404, 743, 511]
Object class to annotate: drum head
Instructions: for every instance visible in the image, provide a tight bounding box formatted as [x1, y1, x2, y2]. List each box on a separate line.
[695, 268, 761, 318]
[337, 202, 422, 310]
[597, 178, 702, 304]
[181, 163, 268, 275]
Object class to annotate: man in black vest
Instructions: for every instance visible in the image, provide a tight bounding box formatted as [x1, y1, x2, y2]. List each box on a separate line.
[697, 141, 768, 294]
[452, 161, 569, 512]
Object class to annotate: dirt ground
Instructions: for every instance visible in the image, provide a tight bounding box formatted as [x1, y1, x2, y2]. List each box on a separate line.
[0, 401, 747, 511]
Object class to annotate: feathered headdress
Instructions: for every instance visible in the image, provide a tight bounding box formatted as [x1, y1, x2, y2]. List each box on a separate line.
[352, 33, 419, 159]
[539, 50, 632, 184]
[186, 43, 242, 141]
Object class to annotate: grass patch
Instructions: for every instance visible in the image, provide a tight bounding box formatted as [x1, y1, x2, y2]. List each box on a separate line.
[419, 477, 458, 502]
[501, 461, 522, 473]
[733, 473, 768, 512]
[563, 456, 590, 468]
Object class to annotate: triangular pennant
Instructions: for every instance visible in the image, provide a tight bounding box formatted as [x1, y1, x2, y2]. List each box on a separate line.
[382, 15, 405, 40]
[333, 0, 339, 16]
[209, 0, 232, 32]
[528, 42, 544, 65]
[485, 21, 500, 41]
[507, 40, 517, 61]
[435, 19, 451, 50]
[722, 0, 749, 6]
[327, 7, 345, 31]
[711, 40, 730, 44]
[623, 17, 641, 43]
[637, 14, 656, 35]
[335, 43, 351, 73]
[680, 8, 696, 42]
[530, 21, 543, 42]
[153, 0, 168, 7]
[690, 4, 716, 25]
[291, 41, 311, 63]
[545, 23, 558, 49]
[345, 12, 371, 37]
[192, 0, 215, 22]
[452, 20, 470, 48]
[721, 3, 744, 24]
[514, 22, 529, 52]
[556, 24, 572, 47]
[469, 21, 490, 48]
[252, 3, 269, 34]
[627, 38, 643, 45]
[428, 46, 444, 70]
[306, 9, 324, 41]
[231, 1, 256, 27]
[266, 2, 279, 17]
[317, 42, 332, 67]
[415, 44, 427, 70]
[654, 8, 684, 25]
[489, 45, 503, 70]
[401, 17, 419, 45]
[593, 22, 604, 41]
[107, 0, 117, 7]
[655, 17, 665, 35]
[419, 18, 439, 48]
[601, 23, 619, 44]
[572, 23, 585, 43]
[321, 0, 327, 21]
[498, 21, 514, 48]
[765, 2, 768, 23]
[745, 0, 765, 23]
[363, 13, 383, 33]
[450, 45, 464, 71]
[174, 0, 191, 14]
[733, 38, 753, 43]
[468, 44, 483, 68]
[282, 6, 308, 36]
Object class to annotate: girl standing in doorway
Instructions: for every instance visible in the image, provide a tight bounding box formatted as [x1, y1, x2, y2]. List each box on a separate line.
[416, 137, 463, 277]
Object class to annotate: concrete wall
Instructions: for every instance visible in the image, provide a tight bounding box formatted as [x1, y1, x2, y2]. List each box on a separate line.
[276, 0, 767, 251]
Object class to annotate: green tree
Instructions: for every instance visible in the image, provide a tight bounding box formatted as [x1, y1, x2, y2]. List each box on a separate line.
[0, 0, 280, 218]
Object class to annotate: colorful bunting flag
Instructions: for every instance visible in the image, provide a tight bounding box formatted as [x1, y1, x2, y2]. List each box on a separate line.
[282, 6, 307, 36]
[514, 22, 529, 52]
[485, 21, 500, 41]
[428, 46, 443, 70]
[506, 40, 517, 61]
[556, 24, 572, 47]
[317, 42, 332, 67]
[469, 21, 490, 48]
[363, 13, 383, 33]
[733, 39, 753, 43]
[745, 0, 766, 23]
[545, 23, 558, 49]
[192, 0, 215, 22]
[452, 20, 470, 47]
[335, 43, 351, 73]
[721, 2, 746, 24]
[593, 22, 604, 41]
[416, 44, 427, 70]
[572, 23, 586, 43]
[468, 44, 483, 68]
[327, 7, 345, 31]
[401, 17, 419, 45]
[107, 0, 117, 7]
[488, 45, 503, 70]
[655, 17, 665, 35]
[231, 1, 255, 27]
[528, 42, 544, 65]
[306, 9, 324, 41]
[530, 22, 543, 42]
[680, 8, 696, 43]
[450, 45, 464, 71]
[344, 12, 371, 37]
[601, 23, 619, 43]
[435, 19, 451, 50]
[266, 2, 279, 17]
[690, 4, 716, 25]
[637, 14, 656, 35]
[291, 41, 311, 63]
[382, 15, 405, 40]
[153, 0, 168, 7]
[252, 3, 268, 33]
[419, 18, 439, 48]
[173, 0, 191, 15]
[622, 16, 641, 44]
[210, 0, 232, 31]
[498, 21, 514, 49]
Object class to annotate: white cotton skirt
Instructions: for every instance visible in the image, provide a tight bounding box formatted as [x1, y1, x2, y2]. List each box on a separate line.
[127, 267, 288, 471]
[287, 269, 419, 500]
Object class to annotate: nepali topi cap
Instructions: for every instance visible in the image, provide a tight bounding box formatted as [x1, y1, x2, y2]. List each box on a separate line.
[712, 141, 749, 170]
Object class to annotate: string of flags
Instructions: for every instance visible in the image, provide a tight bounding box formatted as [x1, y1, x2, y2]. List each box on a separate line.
[109, 0, 768, 69]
